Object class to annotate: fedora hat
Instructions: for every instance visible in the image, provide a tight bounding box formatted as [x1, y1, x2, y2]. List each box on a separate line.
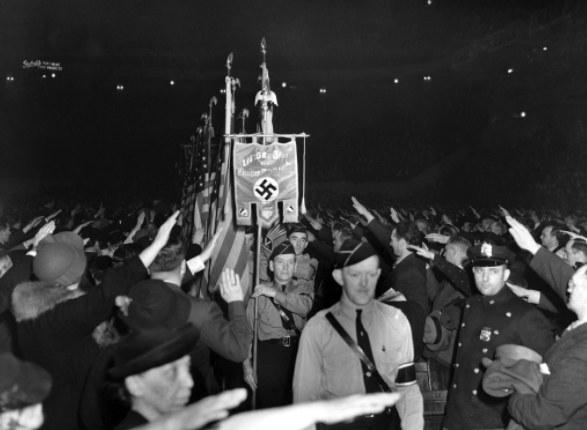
[108, 323, 198, 380]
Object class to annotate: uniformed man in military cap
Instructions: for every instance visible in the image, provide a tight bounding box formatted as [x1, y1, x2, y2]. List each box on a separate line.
[288, 224, 320, 291]
[293, 239, 424, 430]
[443, 242, 554, 430]
[242, 241, 314, 409]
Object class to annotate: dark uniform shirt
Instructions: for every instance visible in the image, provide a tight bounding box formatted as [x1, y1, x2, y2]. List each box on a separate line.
[443, 285, 554, 430]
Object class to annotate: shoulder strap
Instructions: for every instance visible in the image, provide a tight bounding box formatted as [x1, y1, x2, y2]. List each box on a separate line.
[269, 298, 300, 335]
[325, 312, 391, 393]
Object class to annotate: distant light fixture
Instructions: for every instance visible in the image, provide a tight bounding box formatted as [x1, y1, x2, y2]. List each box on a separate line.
[51, 73, 56, 78]
[543, 46, 548, 51]
[320, 88, 326, 93]
[394, 78, 399, 84]
[520, 111, 526, 117]
[220, 88, 226, 94]
[42, 75, 46, 78]
[170, 80, 175, 85]
[427, 0, 432, 4]
[282, 82, 287, 88]
[508, 68, 514, 74]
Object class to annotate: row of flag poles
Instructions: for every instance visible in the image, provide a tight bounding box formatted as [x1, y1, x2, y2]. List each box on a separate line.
[179, 38, 304, 409]
[179, 51, 249, 299]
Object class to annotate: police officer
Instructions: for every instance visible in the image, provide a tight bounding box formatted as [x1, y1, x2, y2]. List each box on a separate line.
[242, 242, 314, 408]
[443, 243, 554, 430]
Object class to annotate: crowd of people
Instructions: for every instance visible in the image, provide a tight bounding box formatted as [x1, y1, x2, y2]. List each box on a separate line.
[1, 194, 587, 430]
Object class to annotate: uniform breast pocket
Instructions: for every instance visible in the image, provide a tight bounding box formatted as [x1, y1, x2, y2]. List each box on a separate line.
[323, 353, 357, 396]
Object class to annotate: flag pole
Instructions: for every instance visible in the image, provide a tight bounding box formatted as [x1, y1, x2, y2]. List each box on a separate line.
[252, 217, 261, 410]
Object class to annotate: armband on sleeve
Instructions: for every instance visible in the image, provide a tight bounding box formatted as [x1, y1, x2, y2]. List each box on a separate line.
[396, 362, 417, 387]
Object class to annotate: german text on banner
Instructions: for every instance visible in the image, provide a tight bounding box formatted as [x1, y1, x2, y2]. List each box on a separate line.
[233, 140, 298, 227]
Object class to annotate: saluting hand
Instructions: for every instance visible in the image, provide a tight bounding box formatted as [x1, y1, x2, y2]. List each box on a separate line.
[351, 197, 374, 223]
[408, 244, 434, 261]
[505, 216, 541, 255]
[200, 228, 223, 263]
[219, 269, 244, 303]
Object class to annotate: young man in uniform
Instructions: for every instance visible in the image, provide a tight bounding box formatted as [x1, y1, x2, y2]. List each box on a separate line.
[242, 241, 314, 408]
[293, 239, 424, 430]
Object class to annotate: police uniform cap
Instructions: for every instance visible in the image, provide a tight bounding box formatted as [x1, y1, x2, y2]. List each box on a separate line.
[468, 242, 512, 267]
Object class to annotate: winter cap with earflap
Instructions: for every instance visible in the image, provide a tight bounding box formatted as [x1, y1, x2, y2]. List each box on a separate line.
[33, 232, 87, 287]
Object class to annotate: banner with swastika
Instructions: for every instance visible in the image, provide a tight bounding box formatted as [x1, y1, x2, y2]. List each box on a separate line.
[233, 140, 299, 227]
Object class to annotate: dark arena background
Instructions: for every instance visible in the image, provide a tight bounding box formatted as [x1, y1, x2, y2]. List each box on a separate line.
[1, 0, 587, 208]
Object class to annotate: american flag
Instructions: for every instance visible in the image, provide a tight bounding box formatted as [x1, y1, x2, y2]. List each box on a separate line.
[193, 125, 214, 233]
[201, 141, 249, 296]
[180, 138, 203, 241]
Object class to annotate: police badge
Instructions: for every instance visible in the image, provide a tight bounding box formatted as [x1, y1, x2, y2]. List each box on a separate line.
[480, 327, 492, 342]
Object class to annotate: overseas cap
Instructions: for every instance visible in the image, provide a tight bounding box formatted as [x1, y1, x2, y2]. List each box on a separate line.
[269, 241, 296, 261]
[335, 239, 378, 269]
[287, 224, 307, 237]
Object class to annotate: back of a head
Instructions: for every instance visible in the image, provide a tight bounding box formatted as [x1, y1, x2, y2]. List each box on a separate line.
[149, 236, 185, 274]
[447, 236, 472, 255]
[394, 221, 422, 247]
[439, 225, 458, 238]
[338, 227, 355, 243]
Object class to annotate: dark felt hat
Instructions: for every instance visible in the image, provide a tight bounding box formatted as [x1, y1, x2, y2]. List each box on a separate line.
[120, 280, 191, 331]
[108, 324, 198, 380]
[468, 242, 512, 267]
[334, 239, 378, 269]
[33, 231, 87, 286]
[0, 353, 52, 413]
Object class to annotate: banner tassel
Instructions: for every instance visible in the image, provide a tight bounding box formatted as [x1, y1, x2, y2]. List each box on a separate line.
[300, 135, 307, 216]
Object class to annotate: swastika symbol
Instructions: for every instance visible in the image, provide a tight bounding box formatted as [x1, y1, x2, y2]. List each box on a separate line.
[254, 177, 279, 202]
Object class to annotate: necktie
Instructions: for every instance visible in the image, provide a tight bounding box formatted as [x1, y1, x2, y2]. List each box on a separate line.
[356, 309, 381, 393]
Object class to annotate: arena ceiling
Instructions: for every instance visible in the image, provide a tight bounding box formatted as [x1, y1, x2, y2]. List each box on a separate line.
[1, 0, 585, 183]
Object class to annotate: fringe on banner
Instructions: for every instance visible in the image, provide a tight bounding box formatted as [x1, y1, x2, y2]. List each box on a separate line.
[236, 202, 253, 226]
[283, 199, 299, 224]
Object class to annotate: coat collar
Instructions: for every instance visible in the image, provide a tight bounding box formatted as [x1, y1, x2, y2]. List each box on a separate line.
[480, 283, 515, 307]
[12, 281, 84, 322]
[272, 279, 296, 293]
